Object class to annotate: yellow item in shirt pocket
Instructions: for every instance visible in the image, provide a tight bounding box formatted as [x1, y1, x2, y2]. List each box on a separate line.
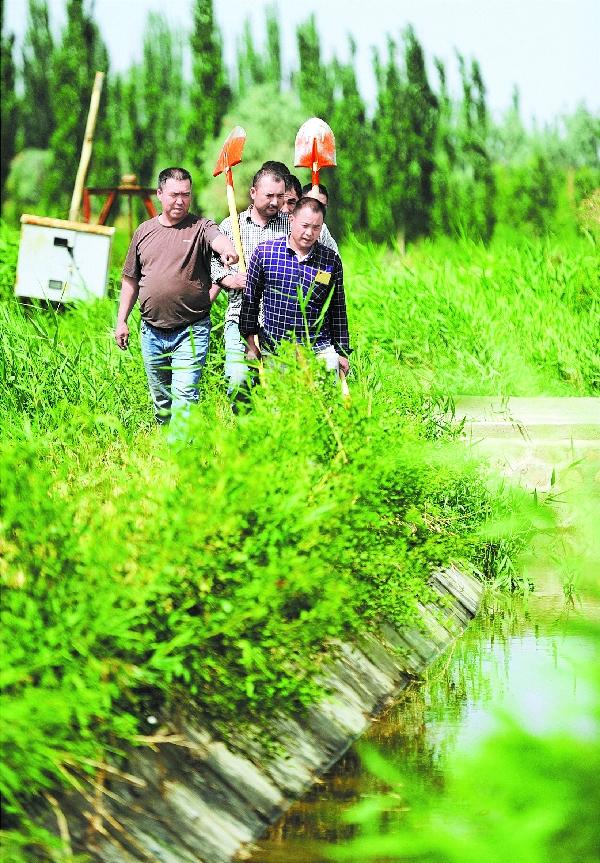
[315, 270, 331, 285]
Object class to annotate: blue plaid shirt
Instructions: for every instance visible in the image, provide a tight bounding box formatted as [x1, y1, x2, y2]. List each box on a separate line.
[239, 236, 351, 355]
[211, 208, 339, 325]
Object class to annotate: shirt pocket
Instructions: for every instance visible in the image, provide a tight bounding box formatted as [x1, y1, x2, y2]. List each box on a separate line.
[302, 265, 333, 301]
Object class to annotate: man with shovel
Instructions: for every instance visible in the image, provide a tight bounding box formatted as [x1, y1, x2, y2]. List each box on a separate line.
[212, 167, 339, 403]
[114, 166, 238, 425]
[239, 197, 351, 376]
[211, 165, 289, 404]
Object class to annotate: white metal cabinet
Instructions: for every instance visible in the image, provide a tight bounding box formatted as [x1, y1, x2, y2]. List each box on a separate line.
[15, 214, 115, 302]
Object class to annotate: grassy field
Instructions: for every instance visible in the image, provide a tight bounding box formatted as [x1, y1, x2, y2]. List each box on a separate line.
[346, 232, 599, 397]
[0, 221, 596, 859]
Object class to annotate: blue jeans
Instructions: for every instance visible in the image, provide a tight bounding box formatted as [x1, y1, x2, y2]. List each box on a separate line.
[140, 317, 211, 424]
[224, 320, 250, 396]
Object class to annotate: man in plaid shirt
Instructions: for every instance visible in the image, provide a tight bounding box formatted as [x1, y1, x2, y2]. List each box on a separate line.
[211, 166, 338, 402]
[239, 197, 351, 376]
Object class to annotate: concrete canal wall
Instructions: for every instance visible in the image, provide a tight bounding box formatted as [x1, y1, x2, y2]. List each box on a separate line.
[54, 565, 482, 863]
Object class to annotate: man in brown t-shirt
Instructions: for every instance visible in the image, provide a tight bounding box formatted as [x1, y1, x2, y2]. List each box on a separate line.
[115, 166, 237, 424]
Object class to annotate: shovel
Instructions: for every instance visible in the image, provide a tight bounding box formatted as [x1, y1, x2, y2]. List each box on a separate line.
[294, 117, 336, 195]
[213, 126, 247, 272]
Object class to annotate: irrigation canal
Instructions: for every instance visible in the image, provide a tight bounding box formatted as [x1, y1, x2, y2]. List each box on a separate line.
[249, 397, 600, 861]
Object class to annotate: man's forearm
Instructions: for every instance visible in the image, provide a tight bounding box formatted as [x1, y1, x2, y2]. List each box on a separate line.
[117, 276, 139, 324]
[211, 233, 238, 266]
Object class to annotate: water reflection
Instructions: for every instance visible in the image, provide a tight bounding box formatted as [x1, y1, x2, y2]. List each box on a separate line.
[249, 592, 597, 862]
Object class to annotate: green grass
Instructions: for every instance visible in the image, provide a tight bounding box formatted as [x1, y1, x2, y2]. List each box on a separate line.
[0, 220, 588, 859]
[345, 233, 599, 397]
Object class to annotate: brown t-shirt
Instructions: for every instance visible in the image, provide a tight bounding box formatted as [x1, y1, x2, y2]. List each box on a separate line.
[122, 213, 221, 329]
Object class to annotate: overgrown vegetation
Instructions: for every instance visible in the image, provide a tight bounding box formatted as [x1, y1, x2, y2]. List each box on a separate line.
[0, 214, 549, 858]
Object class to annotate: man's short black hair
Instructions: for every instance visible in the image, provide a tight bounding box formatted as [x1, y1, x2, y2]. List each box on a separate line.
[158, 167, 192, 189]
[284, 174, 302, 199]
[301, 181, 329, 202]
[292, 196, 326, 219]
[252, 166, 287, 188]
[261, 160, 290, 176]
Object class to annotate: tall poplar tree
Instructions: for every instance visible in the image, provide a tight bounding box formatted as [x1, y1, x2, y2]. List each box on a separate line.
[430, 58, 456, 235]
[295, 14, 334, 120]
[371, 30, 439, 245]
[264, 4, 282, 91]
[370, 38, 405, 242]
[188, 0, 230, 172]
[1, 0, 18, 201]
[402, 26, 438, 239]
[236, 19, 265, 96]
[236, 8, 282, 97]
[330, 40, 369, 239]
[454, 53, 496, 240]
[140, 14, 185, 179]
[21, 0, 54, 149]
[43, 0, 113, 213]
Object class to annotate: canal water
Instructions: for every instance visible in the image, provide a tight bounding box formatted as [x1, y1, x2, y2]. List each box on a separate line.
[249, 577, 599, 861]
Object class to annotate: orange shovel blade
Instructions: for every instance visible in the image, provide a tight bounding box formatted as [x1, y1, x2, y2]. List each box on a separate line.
[213, 126, 247, 177]
[294, 117, 336, 169]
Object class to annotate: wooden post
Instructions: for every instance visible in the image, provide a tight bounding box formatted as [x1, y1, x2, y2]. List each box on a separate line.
[68, 71, 105, 222]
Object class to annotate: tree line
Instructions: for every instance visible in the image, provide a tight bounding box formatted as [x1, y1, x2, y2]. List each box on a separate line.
[1, 0, 598, 243]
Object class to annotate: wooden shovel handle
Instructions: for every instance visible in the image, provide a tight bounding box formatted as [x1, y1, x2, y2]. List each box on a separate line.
[226, 173, 246, 274]
[311, 139, 320, 192]
[339, 368, 350, 398]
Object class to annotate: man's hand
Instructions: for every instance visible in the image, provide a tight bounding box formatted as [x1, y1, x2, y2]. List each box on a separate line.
[245, 334, 261, 361]
[212, 233, 239, 267]
[115, 321, 129, 350]
[338, 355, 350, 375]
[219, 248, 239, 267]
[222, 272, 246, 291]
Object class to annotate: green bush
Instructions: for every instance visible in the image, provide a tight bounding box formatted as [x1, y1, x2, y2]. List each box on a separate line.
[2, 149, 53, 226]
[1, 347, 505, 857]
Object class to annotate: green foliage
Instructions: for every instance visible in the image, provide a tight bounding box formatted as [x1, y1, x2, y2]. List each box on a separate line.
[1, 0, 18, 201]
[111, 13, 187, 186]
[430, 58, 455, 236]
[401, 26, 439, 239]
[0, 217, 551, 855]
[21, 0, 54, 150]
[2, 2, 597, 239]
[198, 84, 306, 221]
[187, 0, 230, 180]
[42, 0, 115, 214]
[264, 4, 282, 91]
[0, 295, 150, 433]
[452, 55, 496, 241]
[370, 38, 406, 242]
[324, 479, 600, 863]
[0, 219, 19, 300]
[328, 43, 370, 240]
[295, 14, 334, 120]
[370, 28, 439, 244]
[325, 709, 600, 863]
[346, 236, 599, 396]
[2, 149, 52, 225]
[0, 314, 502, 857]
[236, 6, 282, 97]
[495, 150, 559, 235]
